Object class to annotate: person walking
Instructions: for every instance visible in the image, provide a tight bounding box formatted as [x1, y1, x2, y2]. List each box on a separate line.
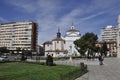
[98, 55, 104, 65]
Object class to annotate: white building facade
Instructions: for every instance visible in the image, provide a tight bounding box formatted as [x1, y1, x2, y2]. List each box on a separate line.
[44, 24, 81, 57]
[64, 24, 81, 56]
[44, 29, 66, 57]
[101, 25, 117, 42]
[101, 15, 120, 57]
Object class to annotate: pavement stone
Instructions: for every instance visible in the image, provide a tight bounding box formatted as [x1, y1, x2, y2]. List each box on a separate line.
[75, 57, 120, 80]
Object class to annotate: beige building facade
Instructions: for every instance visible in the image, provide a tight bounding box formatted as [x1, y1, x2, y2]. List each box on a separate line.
[96, 41, 117, 56]
[0, 21, 38, 51]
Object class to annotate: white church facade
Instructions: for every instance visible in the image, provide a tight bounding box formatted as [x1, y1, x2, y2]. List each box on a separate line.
[44, 24, 81, 57]
[64, 24, 81, 56]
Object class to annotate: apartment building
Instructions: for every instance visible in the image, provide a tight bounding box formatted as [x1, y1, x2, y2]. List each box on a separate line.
[0, 21, 38, 51]
[117, 15, 120, 57]
[101, 25, 117, 42]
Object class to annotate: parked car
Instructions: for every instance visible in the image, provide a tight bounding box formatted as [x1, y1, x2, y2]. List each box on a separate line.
[0, 56, 9, 61]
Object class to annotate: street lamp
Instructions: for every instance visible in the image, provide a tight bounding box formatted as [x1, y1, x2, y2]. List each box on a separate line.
[69, 45, 72, 61]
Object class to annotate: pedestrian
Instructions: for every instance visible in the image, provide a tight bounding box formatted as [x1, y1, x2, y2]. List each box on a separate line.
[98, 55, 104, 65]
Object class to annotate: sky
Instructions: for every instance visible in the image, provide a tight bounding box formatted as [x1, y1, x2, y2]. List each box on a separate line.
[0, 0, 120, 44]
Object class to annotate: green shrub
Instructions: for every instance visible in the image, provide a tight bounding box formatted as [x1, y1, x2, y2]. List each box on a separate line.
[72, 56, 80, 59]
[39, 62, 45, 65]
[21, 55, 27, 61]
[46, 55, 55, 66]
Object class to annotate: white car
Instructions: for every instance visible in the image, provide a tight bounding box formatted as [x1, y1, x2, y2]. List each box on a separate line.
[0, 56, 9, 61]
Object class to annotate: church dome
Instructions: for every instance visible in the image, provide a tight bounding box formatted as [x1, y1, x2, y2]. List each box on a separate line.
[65, 23, 81, 37]
[67, 29, 79, 32]
[66, 24, 79, 32]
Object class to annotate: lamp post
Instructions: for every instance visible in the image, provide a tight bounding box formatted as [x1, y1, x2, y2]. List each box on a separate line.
[117, 31, 120, 57]
[69, 45, 72, 61]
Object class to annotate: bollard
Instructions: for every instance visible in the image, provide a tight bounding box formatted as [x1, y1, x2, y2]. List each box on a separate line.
[80, 62, 85, 70]
[80, 62, 87, 72]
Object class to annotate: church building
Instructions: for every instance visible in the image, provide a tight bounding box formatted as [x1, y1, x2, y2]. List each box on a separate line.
[44, 24, 81, 57]
[44, 28, 66, 57]
[65, 24, 81, 56]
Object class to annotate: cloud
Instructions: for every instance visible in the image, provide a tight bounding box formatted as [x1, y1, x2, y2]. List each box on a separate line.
[5, 0, 37, 13]
[0, 17, 8, 23]
[91, 0, 120, 9]
[77, 11, 107, 23]
[3, 0, 120, 44]
[38, 31, 56, 44]
[37, 0, 61, 13]
[35, 0, 120, 43]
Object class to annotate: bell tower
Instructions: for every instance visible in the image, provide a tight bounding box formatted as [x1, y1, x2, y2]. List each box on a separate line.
[57, 27, 61, 38]
[71, 22, 75, 29]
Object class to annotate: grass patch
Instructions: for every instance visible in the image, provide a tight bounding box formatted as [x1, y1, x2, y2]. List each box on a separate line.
[0, 62, 86, 80]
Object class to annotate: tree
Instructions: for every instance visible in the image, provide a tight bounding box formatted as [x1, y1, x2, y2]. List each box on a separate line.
[101, 42, 108, 56]
[0, 47, 9, 55]
[74, 32, 98, 57]
[16, 47, 21, 54]
[94, 46, 101, 53]
[21, 49, 27, 61]
[94, 46, 101, 56]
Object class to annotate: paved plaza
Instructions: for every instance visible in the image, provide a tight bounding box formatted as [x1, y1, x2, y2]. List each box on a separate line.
[75, 58, 120, 80]
[27, 57, 120, 80]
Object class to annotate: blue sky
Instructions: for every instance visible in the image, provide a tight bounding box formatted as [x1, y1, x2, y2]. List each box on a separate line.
[0, 0, 120, 44]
